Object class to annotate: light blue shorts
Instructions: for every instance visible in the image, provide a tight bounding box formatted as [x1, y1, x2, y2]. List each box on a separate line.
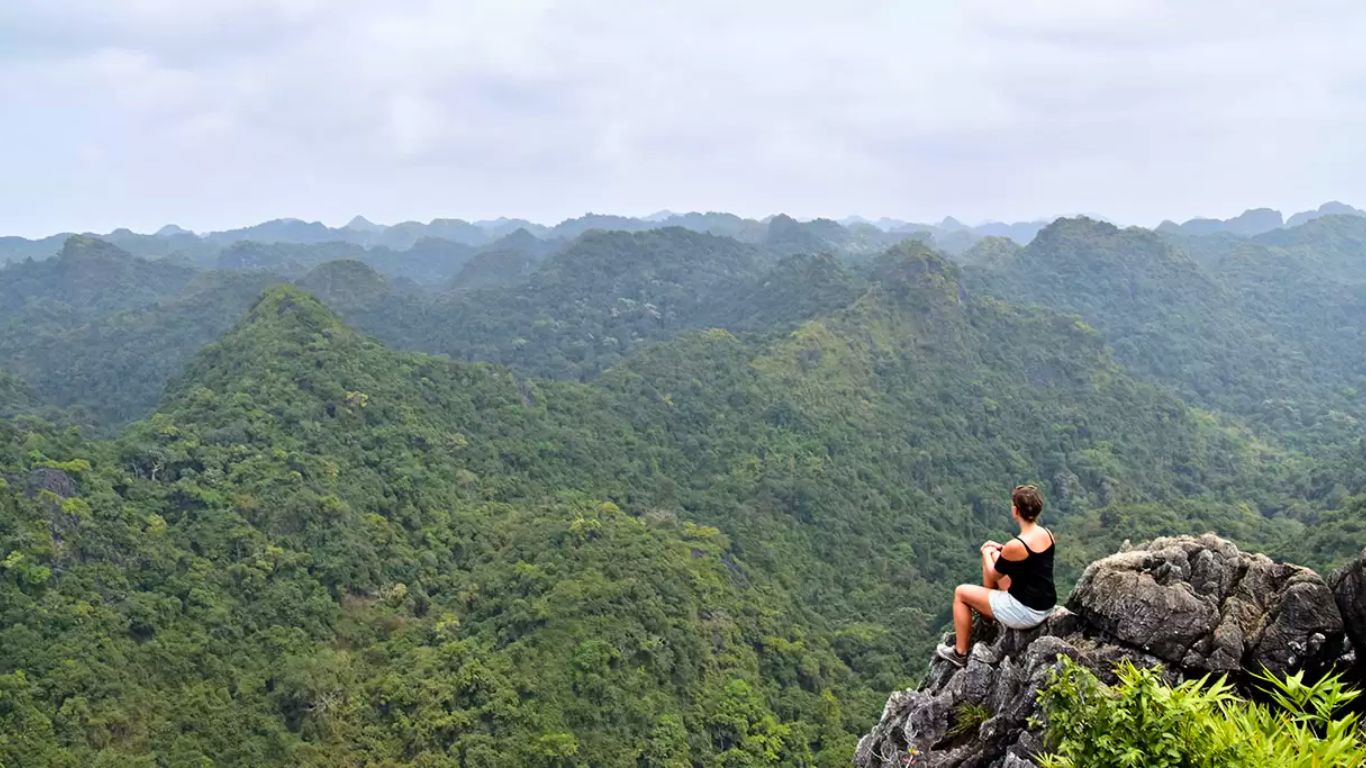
[988, 589, 1053, 629]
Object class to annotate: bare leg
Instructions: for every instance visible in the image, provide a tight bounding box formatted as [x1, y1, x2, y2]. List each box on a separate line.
[952, 585, 996, 655]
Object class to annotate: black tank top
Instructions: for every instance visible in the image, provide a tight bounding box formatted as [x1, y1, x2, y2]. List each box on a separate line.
[995, 529, 1056, 611]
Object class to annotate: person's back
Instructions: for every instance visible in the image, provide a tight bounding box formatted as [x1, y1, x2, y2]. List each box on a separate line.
[937, 485, 1057, 667]
[994, 527, 1056, 612]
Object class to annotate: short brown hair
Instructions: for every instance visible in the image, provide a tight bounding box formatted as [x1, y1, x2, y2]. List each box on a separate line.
[1012, 484, 1044, 521]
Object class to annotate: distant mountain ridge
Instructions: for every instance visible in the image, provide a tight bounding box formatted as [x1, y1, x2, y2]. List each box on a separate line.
[0, 235, 198, 323]
[6, 202, 1366, 437]
[1286, 200, 1366, 227]
[7, 202, 1363, 272]
[963, 217, 1353, 432]
[1157, 201, 1366, 237]
[1157, 207, 1285, 237]
[0, 212, 1089, 268]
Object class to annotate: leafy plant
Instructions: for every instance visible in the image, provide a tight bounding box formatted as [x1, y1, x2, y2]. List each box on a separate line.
[944, 702, 992, 741]
[1036, 657, 1366, 768]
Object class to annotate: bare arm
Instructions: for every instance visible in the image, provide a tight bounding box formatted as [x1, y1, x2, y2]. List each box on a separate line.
[996, 539, 1027, 566]
[980, 546, 1003, 588]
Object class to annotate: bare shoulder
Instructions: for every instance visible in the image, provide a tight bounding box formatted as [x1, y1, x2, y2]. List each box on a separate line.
[1000, 538, 1028, 561]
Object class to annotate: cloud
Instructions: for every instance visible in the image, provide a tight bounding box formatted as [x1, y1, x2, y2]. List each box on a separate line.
[1, 1, 1364, 235]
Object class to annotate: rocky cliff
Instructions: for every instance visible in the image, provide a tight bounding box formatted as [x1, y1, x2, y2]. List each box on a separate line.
[854, 535, 1364, 768]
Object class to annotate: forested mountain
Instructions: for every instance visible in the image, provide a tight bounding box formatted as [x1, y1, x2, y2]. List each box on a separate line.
[2, 206, 1365, 766]
[295, 260, 399, 307]
[0, 233, 72, 264]
[1285, 200, 1366, 228]
[1194, 238, 1366, 404]
[376, 237, 478, 287]
[964, 217, 1366, 447]
[0, 210, 1051, 268]
[1251, 214, 1366, 283]
[215, 240, 372, 274]
[0, 236, 198, 322]
[0, 369, 34, 418]
[693, 253, 867, 332]
[400, 228, 778, 378]
[212, 238, 477, 287]
[0, 270, 281, 427]
[0, 276, 1278, 765]
[964, 218, 1295, 405]
[4, 201, 1358, 270]
[2, 289, 853, 765]
[1156, 207, 1284, 237]
[449, 229, 563, 291]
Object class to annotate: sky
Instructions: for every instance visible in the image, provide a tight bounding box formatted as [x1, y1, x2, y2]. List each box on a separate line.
[2, 0, 1365, 237]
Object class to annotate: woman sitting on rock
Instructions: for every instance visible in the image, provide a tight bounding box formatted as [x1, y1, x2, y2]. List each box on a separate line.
[937, 484, 1056, 667]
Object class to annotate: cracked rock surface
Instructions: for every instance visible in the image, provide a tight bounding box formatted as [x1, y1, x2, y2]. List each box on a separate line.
[853, 535, 1358, 768]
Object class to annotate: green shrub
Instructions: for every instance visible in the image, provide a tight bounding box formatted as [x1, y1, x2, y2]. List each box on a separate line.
[1036, 657, 1365, 768]
[944, 702, 992, 741]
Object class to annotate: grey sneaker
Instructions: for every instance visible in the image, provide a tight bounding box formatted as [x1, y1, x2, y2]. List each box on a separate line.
[936, 643, 968, 668]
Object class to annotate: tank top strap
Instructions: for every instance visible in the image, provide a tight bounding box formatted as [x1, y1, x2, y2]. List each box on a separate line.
[1014, 534, 1034, 554]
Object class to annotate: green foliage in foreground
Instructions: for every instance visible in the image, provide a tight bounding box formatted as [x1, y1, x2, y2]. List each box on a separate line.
[1037, 657, 1366, 768]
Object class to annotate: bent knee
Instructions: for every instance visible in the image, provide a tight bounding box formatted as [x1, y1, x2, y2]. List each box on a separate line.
[954, 584, 972, 600]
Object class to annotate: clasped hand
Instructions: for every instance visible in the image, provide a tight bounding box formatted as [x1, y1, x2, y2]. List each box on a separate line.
[979, 540, 1003, 555]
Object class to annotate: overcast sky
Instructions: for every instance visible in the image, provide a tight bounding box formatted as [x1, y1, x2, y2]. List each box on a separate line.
[2, 1, 1364, 237]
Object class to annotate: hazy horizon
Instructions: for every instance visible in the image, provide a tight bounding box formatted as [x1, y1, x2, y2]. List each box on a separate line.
[6, 201, 1361, 242]
[3, 1, 1365, 237]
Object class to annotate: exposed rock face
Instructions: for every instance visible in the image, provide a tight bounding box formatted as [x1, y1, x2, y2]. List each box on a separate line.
[854, 535, 1358, 768]
[1332, 548, 1366, 678]
[1069, 535, 1344, 675]
[25, 467, 78, 499]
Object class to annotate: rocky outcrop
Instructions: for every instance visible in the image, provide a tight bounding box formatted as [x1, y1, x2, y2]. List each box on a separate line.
[854, 535, 1359, 768]
[25, 467, 78, 499]
[1332, 548, 1366, 679]
[1069, 535, 1344, 676]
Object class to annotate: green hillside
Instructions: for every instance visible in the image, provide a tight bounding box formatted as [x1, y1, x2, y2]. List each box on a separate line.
[693, 253, 867, 333]
[449, 229, 560, 291]
[0, 369, 34, 418]
[0, 287, 856, 767]
[965, 218, 1366, 447]
[1, 249, 1324, 766]
[405, 228, 775, 378]
[0, 271, 281, 428]
[1253, 214, 1366, 283]
[1, 217, 1364, 766]
[0, 236, 198, 324]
